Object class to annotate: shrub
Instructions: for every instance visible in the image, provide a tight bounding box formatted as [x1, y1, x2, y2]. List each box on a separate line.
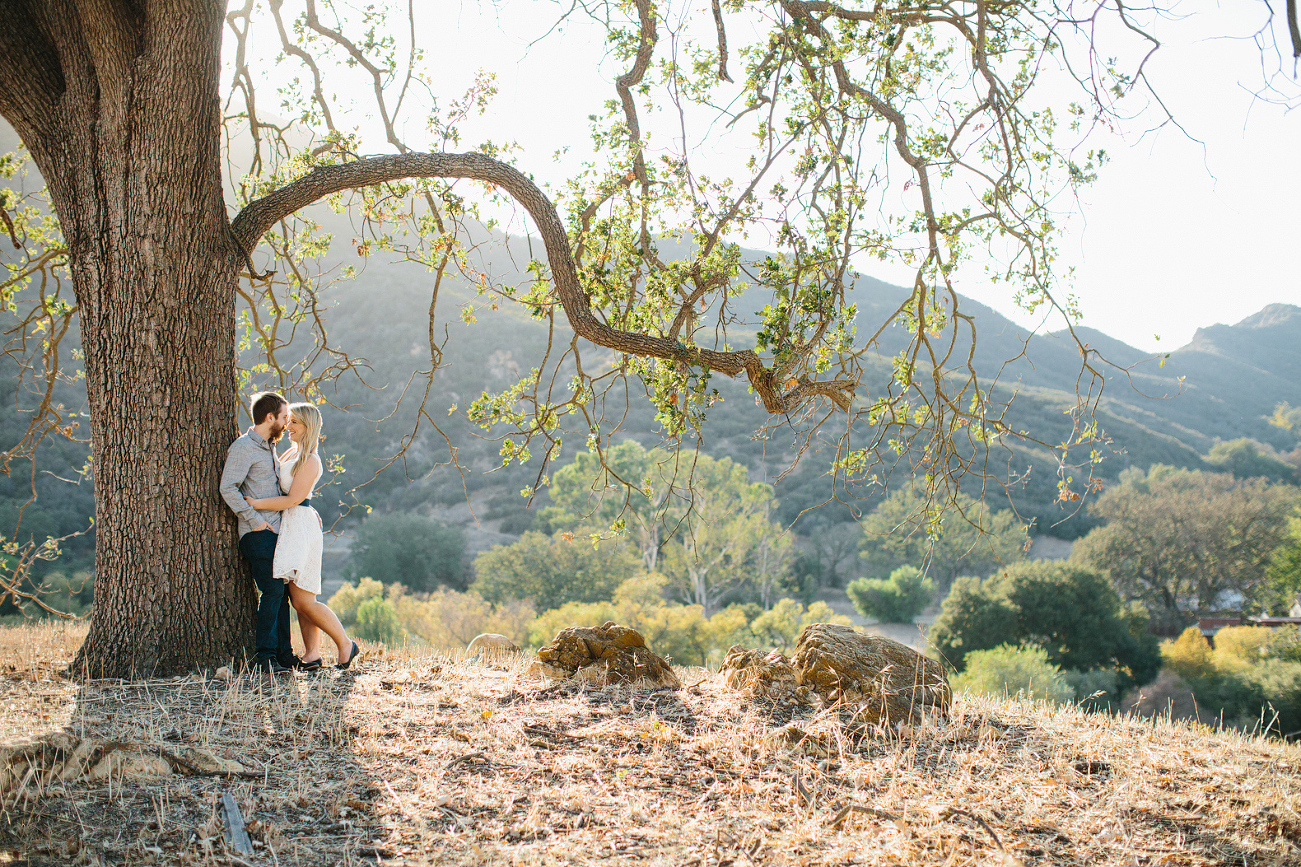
[527, 600, 618, 650]
[930, 560, 1161, 692]
[349, 512, 469, 592]
[392, 587, 535, 651]
[328, 577, 385, 627]
[846, 565, 933, 623]
[1191, 660, 1301, 736]
[634, 603, 750, 667]
[1212, 626, 1274, 672]
[1160, 625, 1301, 737]
[1243, 661, 1301, 735]
[1267, 624, 1301, 663]
[331, 580, 535, 650]
[526, 573, 755, 667]
[1161, 627, 1216, 681]
[952, 644, 1073, 704]
[748, 599, 852, 651]
[354, 596, 404, 645]
[1061, 668, 1121, 710]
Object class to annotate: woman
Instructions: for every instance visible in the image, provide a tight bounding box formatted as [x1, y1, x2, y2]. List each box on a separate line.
[245, 403, 360, 671]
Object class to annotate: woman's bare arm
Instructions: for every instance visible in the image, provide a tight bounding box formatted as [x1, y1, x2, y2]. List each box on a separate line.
[247, 455, 322, 510]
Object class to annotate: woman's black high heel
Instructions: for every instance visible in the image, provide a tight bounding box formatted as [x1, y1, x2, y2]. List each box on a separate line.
[336, 641, 360, 670]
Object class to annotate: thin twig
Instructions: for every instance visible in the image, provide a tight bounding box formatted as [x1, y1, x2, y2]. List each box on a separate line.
[826, 804, 901, 830]
[941, 806, 1005, 853]
[443, 752, 488, 774]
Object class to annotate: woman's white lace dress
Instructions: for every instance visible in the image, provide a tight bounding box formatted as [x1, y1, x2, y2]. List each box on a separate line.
[272, 455, 323, 595]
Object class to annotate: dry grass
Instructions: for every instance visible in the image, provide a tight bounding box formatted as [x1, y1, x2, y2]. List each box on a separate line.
[1, 621, 1299, 866]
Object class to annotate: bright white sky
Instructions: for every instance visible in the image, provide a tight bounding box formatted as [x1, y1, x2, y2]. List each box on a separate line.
[271, 1, 1299, 354]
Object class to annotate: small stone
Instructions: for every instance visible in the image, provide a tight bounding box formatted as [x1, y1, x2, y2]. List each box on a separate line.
[176, 747, 246, 774]
[465, 633, 521, 661]
[762, 724, 830, 758]
[523, 661, 573, 681]
[89, 749, 172, 781]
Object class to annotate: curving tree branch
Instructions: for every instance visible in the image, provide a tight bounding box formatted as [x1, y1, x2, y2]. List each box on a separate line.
[230, 151, 856, 415]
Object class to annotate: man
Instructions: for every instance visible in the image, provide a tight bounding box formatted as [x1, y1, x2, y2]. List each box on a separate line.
[220, 391, 297, 675]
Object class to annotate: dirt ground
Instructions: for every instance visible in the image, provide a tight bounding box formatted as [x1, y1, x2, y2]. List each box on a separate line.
[2, 622, 1299, 866]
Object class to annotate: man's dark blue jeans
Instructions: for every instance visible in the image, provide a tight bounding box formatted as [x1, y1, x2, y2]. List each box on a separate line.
[240, 529, 293, 665]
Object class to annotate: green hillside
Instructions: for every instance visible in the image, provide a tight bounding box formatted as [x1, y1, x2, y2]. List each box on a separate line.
[3, 130, 1300, 585]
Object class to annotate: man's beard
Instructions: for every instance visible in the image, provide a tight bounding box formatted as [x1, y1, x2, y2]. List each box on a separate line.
[269, 422, 286, 441]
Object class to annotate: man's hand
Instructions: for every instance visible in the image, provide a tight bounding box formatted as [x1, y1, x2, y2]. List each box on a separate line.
[251, 521, 272, 532]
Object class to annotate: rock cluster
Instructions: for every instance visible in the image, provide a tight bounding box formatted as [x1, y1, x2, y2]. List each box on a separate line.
[795, 623, 951, 725]
[722, 623, 951, 726]
[535, 621, 681, 689]
[719, 646, 810, 702]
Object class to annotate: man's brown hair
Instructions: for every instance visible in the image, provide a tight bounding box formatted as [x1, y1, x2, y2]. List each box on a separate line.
[250, 391, 288, 426]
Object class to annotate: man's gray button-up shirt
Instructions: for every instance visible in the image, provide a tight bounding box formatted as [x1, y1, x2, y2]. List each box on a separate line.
[220, 428, 284, 537]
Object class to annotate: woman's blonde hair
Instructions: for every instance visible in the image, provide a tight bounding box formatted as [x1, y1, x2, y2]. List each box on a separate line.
[288, 402, 323, 480]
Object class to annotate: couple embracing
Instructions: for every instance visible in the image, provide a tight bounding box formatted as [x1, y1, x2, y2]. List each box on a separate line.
[220, 392, 360, 675]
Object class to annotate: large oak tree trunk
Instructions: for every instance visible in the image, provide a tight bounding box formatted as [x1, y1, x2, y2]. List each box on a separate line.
[3, 4, 253, 677]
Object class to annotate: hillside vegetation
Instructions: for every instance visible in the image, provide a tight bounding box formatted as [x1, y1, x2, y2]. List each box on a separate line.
[2, 622, 1299, 866]
[279, 255, 1301, 540]
[3, 198, 1301, 603]
[10, 224, 1301, 544]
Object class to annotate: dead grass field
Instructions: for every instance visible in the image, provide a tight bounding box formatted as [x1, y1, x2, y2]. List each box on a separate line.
[2, 621, 1299, 866]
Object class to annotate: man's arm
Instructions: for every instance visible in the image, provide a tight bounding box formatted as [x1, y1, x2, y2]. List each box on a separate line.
[247, 456, 321, 511]
[219, 442, 268, 530]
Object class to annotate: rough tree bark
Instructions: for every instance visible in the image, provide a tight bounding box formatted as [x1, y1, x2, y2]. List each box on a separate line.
[0, 3, 252, 677]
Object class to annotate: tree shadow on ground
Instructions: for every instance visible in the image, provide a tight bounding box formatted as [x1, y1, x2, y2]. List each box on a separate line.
[0, 667, 384, 866]
[500, 680, 703, 735]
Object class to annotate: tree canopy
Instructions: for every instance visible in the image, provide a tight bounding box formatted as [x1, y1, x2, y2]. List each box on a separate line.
[1205, 438, 1297, 484]
[655, 454, 791, 614]
[1071, 465, 1300, 630]
[542, 443, 791, 614]
[539, 440, 681, 573]
[1265, 509, 1301, 606]
[929, 559, 1160, 690]
[858, 486, 1027, 589]
[471, 531, 640, 607]
[348, 512, 469, 592]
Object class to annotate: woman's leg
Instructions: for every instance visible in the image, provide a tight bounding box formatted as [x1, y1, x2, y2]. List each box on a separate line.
[287, 582, 353, 661]
[288, 584, 323, 662]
